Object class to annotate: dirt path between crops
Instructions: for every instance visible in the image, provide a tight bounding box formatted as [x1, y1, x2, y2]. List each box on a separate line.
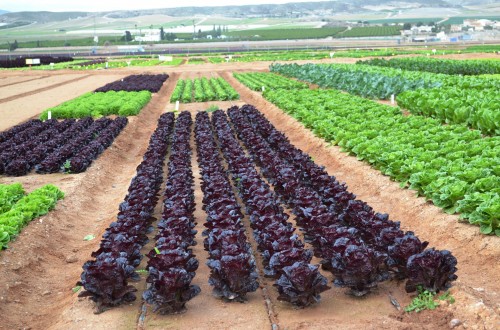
[0, 74, 89, 103]
[0, 75, 48, 88]
[0, 64, 498, 330]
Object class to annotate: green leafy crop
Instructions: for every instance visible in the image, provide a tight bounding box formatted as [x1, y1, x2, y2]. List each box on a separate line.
[263, 86, 499, 236]
[0, 184, 64, 249]
[39, 91, 151, 120]
[405, 287, 455, 313]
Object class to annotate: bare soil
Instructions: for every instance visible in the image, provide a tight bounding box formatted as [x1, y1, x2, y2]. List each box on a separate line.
[0, 75, 48, 88]
[0, 74, 125, 131]
[0, 74, 86, 101]
[0, 61, 498, 330]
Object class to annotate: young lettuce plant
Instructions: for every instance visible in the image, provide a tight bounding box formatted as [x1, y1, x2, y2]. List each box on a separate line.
[405, 248, 458, 293]
[274, 262, 330, 308]
[330, 240, 388, 296]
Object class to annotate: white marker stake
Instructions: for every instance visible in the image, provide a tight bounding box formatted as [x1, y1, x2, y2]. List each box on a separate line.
[48, 111, 52, 120]
[391, 94, 395, 105]
[175, 101, 180, 111]
[262, 86, 265, 92]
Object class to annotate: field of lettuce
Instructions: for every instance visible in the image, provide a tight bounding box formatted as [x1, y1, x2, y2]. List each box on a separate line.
[0, 52, 498, 330]
[267, 62, 499, 235]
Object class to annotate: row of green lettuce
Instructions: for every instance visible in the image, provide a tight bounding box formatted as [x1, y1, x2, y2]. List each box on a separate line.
[40, 90, 151, 120]
[0, 183, 64, 249]
[233, 72, 309, 91]
[206, 44, 500, 64]
[170, 77, 239, 103]
[261, 87, 499, 236]
[358, 57, 500, 76]
[270, 63, 500, 97]
[270, 63, 499, 135]
[358, 57, 499, 135]
[397, 87, 499, 135]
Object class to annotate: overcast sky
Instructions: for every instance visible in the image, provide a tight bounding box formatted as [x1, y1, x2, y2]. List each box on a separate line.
[1, 0, 333, 12]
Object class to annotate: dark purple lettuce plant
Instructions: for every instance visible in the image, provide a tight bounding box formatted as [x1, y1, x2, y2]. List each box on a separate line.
[265, 248, 313, 278]
[207, 253, 259, 302]
[143, 267, 201, 314]
[77, 252, 137, 313]
[387, 232, 428, 279]
[405, 248, 458, 293]
[331, 242, 388, 296]
[274, 262, 330, 307]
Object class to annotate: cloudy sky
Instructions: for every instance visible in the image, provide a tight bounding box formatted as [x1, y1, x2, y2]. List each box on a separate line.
[1, 0, 333, 12]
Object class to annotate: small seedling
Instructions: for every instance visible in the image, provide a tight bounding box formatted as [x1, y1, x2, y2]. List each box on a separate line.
[83, 234, 95, 241]
[206, 105, 219, 113]
[405, 287, 438, 312]
[404, 286, 455, 313]
[63, 160, 72, 173]
[154, 247, 161, 255]
[438, 291, 455, 304]
[72, 285, 82, 293]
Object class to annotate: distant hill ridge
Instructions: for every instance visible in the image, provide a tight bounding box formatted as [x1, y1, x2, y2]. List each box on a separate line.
[0, 0, 495, 23]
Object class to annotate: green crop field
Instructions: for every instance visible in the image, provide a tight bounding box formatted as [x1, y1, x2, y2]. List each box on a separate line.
[226, 27, 346, 40]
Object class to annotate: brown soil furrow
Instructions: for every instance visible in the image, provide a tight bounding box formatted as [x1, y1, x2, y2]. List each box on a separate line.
[0, 75, 49, 88]
[0, 74, 90, 104]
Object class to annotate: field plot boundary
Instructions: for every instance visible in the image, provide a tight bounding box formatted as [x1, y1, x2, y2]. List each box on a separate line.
[0, 75, 49, 88]
[0, 74, 126, 131]
[0, 74, 90, 104]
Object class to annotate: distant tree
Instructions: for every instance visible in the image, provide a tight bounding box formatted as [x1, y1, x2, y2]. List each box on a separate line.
[416, 21, 424, 27]
[484, 25, 493, 30]
[198, 29, 202, 38]
[403, 23, 412, 30]
[217, 25, 222, 36]
[427, 21, 435, 26]
[126, 31, 133, 41]
[8, 40, 18, 51]
[431, 26, 438, 33]
[160, 27, 165, 40]
[36, 40, 41, 47]
[122, 31, 133, 42]
[166, 33, 177, 41]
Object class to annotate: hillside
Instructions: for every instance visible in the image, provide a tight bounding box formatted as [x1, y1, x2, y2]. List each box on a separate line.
[0, 1, 492, 23]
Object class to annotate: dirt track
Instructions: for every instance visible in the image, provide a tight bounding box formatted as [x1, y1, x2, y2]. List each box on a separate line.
[0, 59, 498, 330]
